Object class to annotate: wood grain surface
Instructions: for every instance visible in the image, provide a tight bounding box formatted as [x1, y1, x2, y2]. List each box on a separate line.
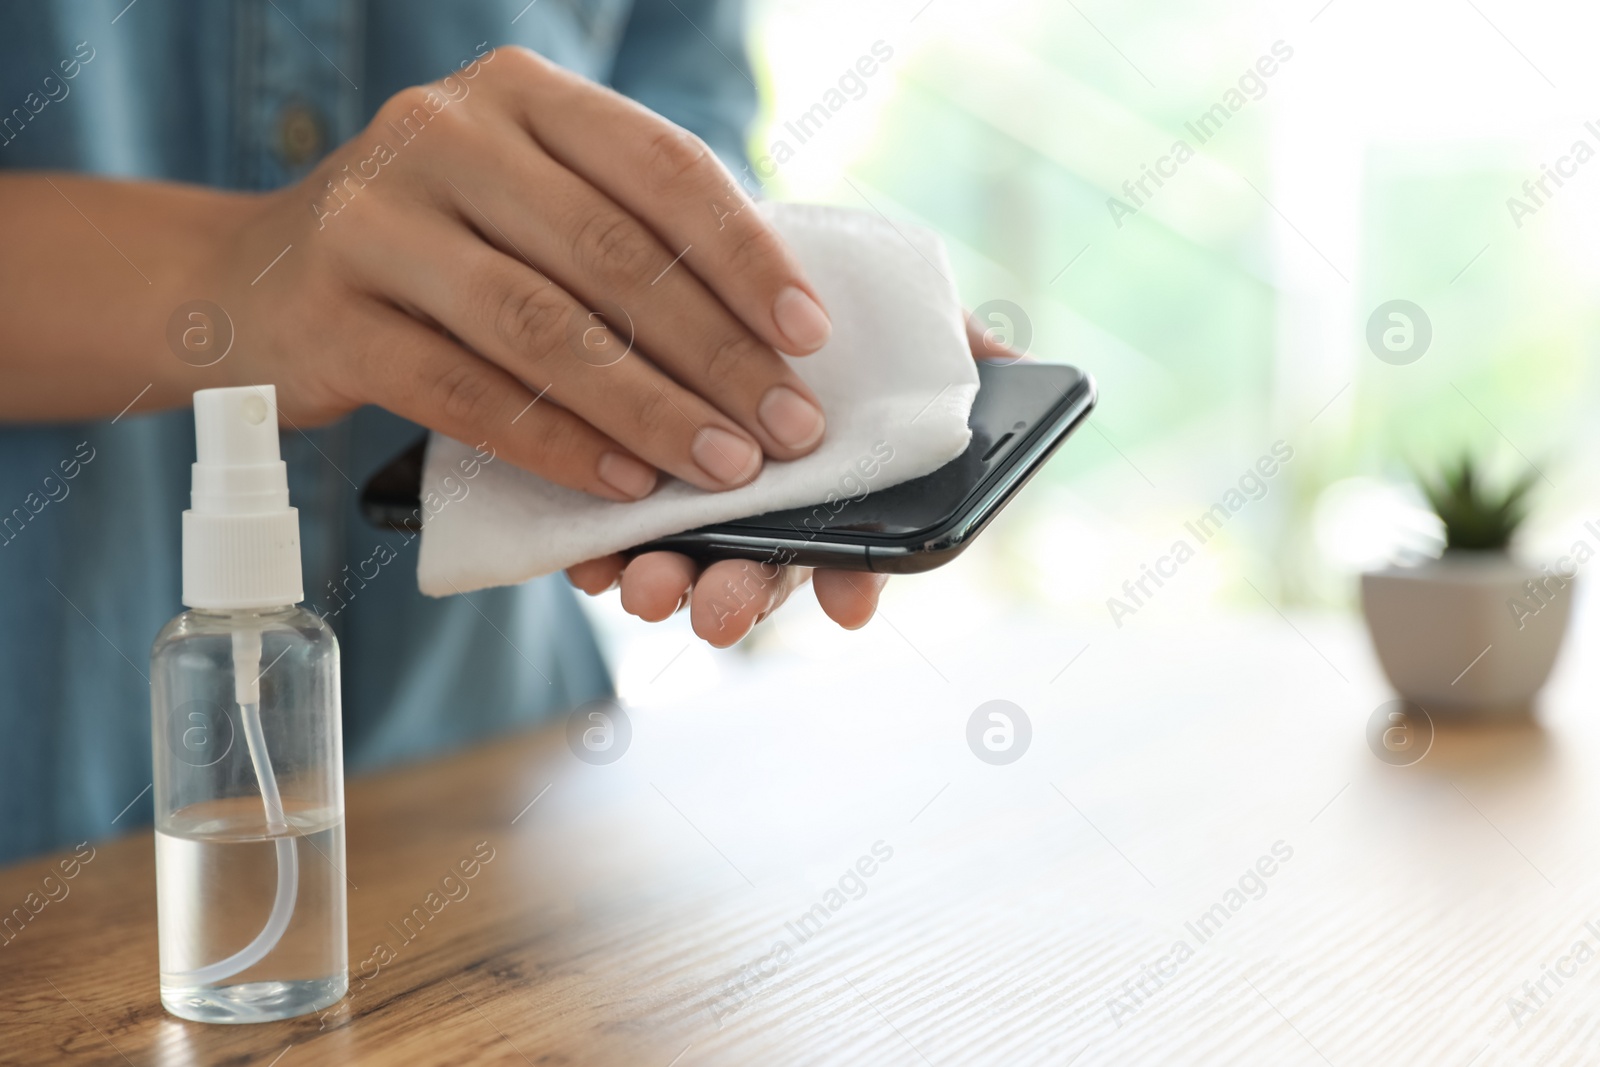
[3, 603, 1599, 1066]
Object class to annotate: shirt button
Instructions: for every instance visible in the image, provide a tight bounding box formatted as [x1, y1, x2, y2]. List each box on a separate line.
[276, 103, 326, 168]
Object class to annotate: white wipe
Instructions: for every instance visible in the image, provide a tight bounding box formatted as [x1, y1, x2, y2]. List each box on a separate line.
[417, 202, 977, 596]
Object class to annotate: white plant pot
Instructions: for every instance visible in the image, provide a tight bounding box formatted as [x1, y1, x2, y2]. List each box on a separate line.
[1360, 552, 1573, 718]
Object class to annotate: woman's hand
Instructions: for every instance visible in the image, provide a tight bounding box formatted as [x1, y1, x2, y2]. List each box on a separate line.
[568, 553, 889, 648]
[208, 46, 835, 500]
[568, 316, 1019, 647]
[0, 44, 1004, 649]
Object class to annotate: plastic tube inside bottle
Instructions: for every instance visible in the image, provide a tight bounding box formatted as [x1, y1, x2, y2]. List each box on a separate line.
[169, 630, 299, 986]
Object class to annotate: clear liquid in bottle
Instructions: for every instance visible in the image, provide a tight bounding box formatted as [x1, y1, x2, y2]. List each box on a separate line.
[156, 795, 347, 1023]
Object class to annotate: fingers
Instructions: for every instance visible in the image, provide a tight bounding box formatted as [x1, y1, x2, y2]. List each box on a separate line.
[349, 303, 658, 502]
[367, 214, 767, 492]
[448, 147, 827, 462]
[619, 552, 698, 622]
[591, 555, 881, 647]
[598, 552, 810, 645]
[965, 310, 1029, 364]
[814, 570, 888, 630]
[567, 553, 626, 595]
[690, 559, 811, 648]
[492, 49, 832, 357]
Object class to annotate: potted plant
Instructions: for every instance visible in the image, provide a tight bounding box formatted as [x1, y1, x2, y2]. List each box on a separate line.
[1360, 457, 1572, 718]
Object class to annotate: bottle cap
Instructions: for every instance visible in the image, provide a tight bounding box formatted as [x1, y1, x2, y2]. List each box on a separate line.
[181, 386, 304, 609]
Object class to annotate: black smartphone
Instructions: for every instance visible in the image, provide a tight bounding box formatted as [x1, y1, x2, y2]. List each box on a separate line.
[360, 360, 1095, 573]
[640, 361, 1093, 572]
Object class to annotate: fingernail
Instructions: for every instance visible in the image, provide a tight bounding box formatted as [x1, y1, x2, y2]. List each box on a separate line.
[692, 426, 762, 486]
[758, 385, 825, 451]
[772, 285, 831, 353]
[597, 451, 658, 500]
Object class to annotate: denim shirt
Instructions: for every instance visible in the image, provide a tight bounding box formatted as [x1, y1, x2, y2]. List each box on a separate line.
[0, 0, 755, 863]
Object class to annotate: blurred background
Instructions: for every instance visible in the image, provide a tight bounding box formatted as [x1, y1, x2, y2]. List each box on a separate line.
[583, 0, 1600, 693]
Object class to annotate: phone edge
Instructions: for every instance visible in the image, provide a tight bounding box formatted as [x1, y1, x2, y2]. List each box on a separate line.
[643, 369, 1097, 573]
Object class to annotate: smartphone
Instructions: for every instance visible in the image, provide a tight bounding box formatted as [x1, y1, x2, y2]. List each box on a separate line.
[360, 360, 1096, 573]
[639, 361, 1093, 572]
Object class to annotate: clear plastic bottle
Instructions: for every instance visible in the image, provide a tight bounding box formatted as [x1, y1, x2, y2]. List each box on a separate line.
[150, 385, 347, 1023]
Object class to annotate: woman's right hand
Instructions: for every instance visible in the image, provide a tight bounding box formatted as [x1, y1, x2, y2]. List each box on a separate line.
[210, 45, 832, 501]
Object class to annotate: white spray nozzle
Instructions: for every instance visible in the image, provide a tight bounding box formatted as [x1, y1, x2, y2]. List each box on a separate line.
[182, 385, 304, 610]
[195, 387, 276, 464]
[190, 386, 290, 517]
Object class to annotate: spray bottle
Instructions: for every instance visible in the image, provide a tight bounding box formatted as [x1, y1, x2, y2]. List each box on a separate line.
[150, 385, 347, 1023]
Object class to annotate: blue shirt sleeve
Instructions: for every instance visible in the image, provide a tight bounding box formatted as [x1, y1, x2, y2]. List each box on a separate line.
[607, 0, 757, 170]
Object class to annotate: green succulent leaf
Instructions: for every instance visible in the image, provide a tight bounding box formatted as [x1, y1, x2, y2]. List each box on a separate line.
[1418, 455, 1539, 552]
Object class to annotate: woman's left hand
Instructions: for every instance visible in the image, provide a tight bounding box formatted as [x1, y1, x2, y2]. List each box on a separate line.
[567, 552, 886, 648]
[566, 311, 1018, 646]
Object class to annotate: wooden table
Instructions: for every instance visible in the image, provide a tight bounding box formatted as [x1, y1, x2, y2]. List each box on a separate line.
[4, 597, 1599, 1065]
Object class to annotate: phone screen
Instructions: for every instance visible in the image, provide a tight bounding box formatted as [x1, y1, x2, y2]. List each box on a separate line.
[715, 362, 1089, 539]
